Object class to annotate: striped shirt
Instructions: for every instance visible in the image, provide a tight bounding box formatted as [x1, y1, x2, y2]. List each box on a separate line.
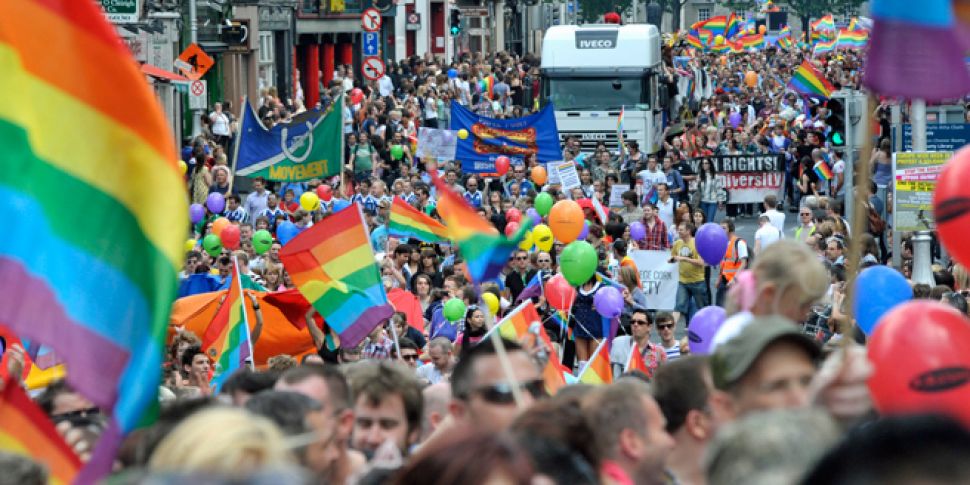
[259, 207, 287, 231]
[225, 207, 249, 223]
[662, 343, 682, 361]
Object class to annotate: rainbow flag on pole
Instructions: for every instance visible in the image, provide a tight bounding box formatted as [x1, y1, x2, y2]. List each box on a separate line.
[811, 14, 835, 32]
[0, 1, 186, 480]
[813, 35, 839, 56]
[836, 28, 869, 49]
[203, 257, 254, 391]
[481, 301, 571, 395]
[814, 161, 834, 181]
[788, 60, 836, 99]
[685, 32, 704, 49]
[725, 12, 742, 39]
[431, 171, 531, 283]
[739, 33, 765, 50]
[280, 204, 394, 347]
[0, 377, 81, 485]
[624, 343, 651, 375]
[578, 339, 614, 385]
[388, 197, 449, 243]
[617, 105, 625, 133]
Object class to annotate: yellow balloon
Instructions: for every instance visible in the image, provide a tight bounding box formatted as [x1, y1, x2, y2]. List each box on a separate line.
[533, 224, 554, 252]
[482, 293, 500, 315]
[300, 192, 320, 211]
[178, 160, 187, 175]
[714, 35, 725, 45]
[185, 238, 197, 253]
[458, 129, 469, 140]
[518, 230, 534, 250]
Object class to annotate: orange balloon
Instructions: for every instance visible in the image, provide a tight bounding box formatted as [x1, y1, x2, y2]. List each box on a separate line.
[719, 55, 727, 66]
[531, 166, 548, 186]
[548, 200, 584, 243]
[758, 25, 767, 34]
[744, 70, 758, 88]
[211, 217, 230, 237]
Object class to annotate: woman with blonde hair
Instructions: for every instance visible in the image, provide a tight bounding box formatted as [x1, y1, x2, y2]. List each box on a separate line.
[148, 407, 293, 477]
[618, 265, 648, 318]
[953, 263, 970, 291]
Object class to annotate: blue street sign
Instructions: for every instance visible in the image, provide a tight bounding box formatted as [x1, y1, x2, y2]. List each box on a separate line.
[900, 123, 970, 152]
[363, 32, 380, 57]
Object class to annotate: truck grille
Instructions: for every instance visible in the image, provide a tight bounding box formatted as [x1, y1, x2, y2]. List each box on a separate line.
[559, 131, 624, 153]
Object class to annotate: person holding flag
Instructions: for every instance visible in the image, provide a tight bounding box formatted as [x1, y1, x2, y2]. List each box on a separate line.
[610, 309, 668, 378]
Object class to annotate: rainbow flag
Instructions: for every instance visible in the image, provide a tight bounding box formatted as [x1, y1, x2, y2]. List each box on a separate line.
[777, 36, 793, 50]
[728, 39, 745, 54]
[625, 342, 650, 375]
[697, 15, 728, 37]
[280, 203, 394, 347]
[739, 33, 765, 49]
[542, 358, 573, 395]
[0, 1, 186, 480]
[711, 42, 731, 54]
[725, 12, 742, 38]
[789, 60, 835, 99]
[0, 378, 81, 485]
[430, 171, 531, 283]
[780, 25, 792, 37]
[617, 105, 625, 132]
[837, 28, 868, 48]
[483, 75, 495, 100]
[578, 339, 613, 385]
[814, 161, 834, 181]
[203, 257, 252, 391]
[388, 197, 449, 243]
[685, 32, 704, 49]
[864, 0, 970, 100]
[696, 29, 713, 46]
[811, 14, 835, 32]
[482, 301, 569, 395]
[813, 35, 839, 56]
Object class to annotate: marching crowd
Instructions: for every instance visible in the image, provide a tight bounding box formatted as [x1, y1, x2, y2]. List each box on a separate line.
[8, 36, 970, 485]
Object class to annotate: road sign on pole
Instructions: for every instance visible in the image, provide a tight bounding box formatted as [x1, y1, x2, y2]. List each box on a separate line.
[361, 8, 382, 32]
[363, 31, 380, 56]
[188, 80, 207, 110]
[361, 56, 386, 80]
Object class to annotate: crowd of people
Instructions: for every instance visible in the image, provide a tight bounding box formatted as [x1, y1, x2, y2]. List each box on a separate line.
[8, 32, 970, 485]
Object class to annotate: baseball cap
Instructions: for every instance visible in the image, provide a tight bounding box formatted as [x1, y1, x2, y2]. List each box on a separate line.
[710, 316, 821, 390]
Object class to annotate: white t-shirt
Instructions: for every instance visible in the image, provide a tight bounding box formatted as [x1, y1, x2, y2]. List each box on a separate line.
[764, 209, 786, 234]
[637, 169, 667, 188]
[378, 75, 394, 97]
[832, 159, 846, 196]
[656, 197, 676, 230]
[755, 224, 782, 250]
[210, 111, 230, 136]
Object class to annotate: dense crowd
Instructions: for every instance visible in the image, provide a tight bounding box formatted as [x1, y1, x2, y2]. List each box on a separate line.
[7, 38, 970, 485]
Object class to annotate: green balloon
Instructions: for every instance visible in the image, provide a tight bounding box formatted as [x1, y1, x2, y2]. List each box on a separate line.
[203, 234, 223, 258]
[390, 145, 404, 161]
[443, 298, 467, 322]
[252, 229, 273, 255]
[560, 241, 598, 286]
[535, 192, 554, 216]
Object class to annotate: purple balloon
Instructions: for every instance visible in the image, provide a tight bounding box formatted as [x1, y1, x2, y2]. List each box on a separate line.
[206, 192, 226, 214]
[189, 203, 205, 224]
[687, 306, 727, 355]
[630, 221, 646, 241]
[594, 286, 624, 318]
[526, 208, 542, 226]
[578, 220, 590, 240]
[729, 111, 742, 128]
[695, 222, 729, 265]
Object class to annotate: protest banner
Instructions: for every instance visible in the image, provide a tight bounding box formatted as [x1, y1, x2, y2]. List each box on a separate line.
[893, 151, 950, 231]
[609, 185, 626, 207]
[688, 154, 785, 204]
[416, 127, 458, 160]
[450, 101, 562, 174]
[629, 250, 678, 310]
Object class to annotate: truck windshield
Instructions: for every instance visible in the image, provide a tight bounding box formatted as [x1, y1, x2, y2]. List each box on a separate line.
[545, 76, 649, 111]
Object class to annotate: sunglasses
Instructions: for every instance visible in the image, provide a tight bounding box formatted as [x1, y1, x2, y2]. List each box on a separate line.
[400, 353, 420, 362]
[515, 256, 528, 260]
[631, 319, 651, 326]
[657, 323, 675, 330]
[537, 259, 551, 263]
[470, 379, 546, 404]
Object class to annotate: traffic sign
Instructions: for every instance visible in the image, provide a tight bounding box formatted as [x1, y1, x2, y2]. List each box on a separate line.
[174, 43, 214, 81]
[361, 8, 382, 32]
[188, 80, 207, 110]
[406, 12, 421, 30]
[363, 31, 380, 57]
[361, 56, 385, 81]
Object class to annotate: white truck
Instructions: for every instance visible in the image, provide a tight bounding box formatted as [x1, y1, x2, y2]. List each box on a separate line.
[540, 23, 665, 155]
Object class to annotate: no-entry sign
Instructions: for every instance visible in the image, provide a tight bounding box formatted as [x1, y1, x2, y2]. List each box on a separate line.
[362, 56, 385, 80]
[361, 8, 382, 32]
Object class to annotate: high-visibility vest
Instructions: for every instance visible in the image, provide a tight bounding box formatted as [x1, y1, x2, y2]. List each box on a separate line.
[720, 235, 745, 282]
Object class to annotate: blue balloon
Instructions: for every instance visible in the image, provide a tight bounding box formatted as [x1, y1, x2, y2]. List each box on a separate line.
[448, 68, 458, 79]
[277, 221, 300, 246]
[854, 265, 912, 335]
[333, 199, 351, 212]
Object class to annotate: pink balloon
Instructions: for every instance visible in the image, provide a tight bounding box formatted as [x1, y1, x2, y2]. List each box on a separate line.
[506, 208, 522, 223]
[545, 274, 576, 311]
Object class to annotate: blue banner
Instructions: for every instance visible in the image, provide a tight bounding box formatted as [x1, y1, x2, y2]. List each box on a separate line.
[232, 99, 332, 180]
[449, 102, 561, 174]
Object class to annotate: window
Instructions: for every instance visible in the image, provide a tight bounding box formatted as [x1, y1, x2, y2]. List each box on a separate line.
[258, 32, 275, 91]
[544, 76, 651, 111]
[698, 8, 710, 22]
[301, 0, 319, 14]
[258, 32, 274, 64]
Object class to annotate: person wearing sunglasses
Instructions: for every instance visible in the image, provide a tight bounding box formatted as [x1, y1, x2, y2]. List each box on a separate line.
[609, 309, 667, 379]
[391, 337, 422, 368]
[655, 312, 682, 361]
[450, 338, 544, 431]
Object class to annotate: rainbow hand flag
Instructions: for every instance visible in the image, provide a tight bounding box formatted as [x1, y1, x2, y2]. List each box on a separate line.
[725, 12, 742, 39]
[739, 33, 765, 50]
[578, 339, 613, 385]
[388, 197, 449, 243]
[481, 301, 568, 395]
[203, 257, 253, 391]
[811, 14, 836, 32]
[813, 35, 839, 56]
[837, 28, 869, 49]
[789, 60, 836, 99]
[780, 25, 792, 38]
[685, 32, 704, 49]
[0, 1, 187, 480]
[1, 377, 82, 485]
[431, 170, 532, 283]
[777, 36, 793, 50]
[617, 106, 625, 132]
[814, 161, 834, 181]
[625, 342, 651, 375]
[280, 203, 394, 348]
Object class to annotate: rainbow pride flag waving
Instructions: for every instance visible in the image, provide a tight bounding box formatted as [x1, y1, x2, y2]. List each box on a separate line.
[0, 1, 187, 480]
[578, 339, 614, 385]
[1, 377, 81, 485]
[789, 60, 835, 100]
[203, 258, 254, 391]
[388, 196, 449, 243]
[281, 204, 394, 348]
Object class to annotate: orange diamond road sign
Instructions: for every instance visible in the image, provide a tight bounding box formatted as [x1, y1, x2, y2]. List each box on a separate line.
[174, 43, 215, 81]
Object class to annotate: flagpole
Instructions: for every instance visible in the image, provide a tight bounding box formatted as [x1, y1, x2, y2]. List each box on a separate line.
[479, 284, 525, 408]
[233, 255, 256, 371]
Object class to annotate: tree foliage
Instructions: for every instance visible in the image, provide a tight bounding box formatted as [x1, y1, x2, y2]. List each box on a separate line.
[576, 0, 632, 22]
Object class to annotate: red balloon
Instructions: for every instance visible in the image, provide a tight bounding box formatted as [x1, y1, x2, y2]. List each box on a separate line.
[505, 221, 520, 237]
[506, 208, 522, 224]
[868, 300, 970, 427]
[316, 184, 333, 202]
[934, 147, 970, 268]
[495, 156, 511, 176]
[221, 224, 241, 250]
[545, 274, 576, 311]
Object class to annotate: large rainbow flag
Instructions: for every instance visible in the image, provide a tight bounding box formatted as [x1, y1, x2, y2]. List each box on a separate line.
[388, 196, 449, 243]
[695, 15, 728, 37]
[280, 203, 394, 348]
[813, 35, 839, 56]
[836, 28, 868, 49]
[724, 12, 742, 39]
[789, 60, 835, 99]
[578, 339, 613, 385]
[430, 171, 531, 283]
[203, 258, 253, 391]
[811, 14, 835, 32]
[0, 1, 186, 480]
[739, 33, 765, 50]
[0, 378, 82, 485]
[685, 32, 705, 49]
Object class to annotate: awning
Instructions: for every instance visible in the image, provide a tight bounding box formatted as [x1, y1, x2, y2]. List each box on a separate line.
[141, 63, 190, 82]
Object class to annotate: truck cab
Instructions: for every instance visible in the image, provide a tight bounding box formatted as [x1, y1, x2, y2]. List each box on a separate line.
[540, 24, 665, 155]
